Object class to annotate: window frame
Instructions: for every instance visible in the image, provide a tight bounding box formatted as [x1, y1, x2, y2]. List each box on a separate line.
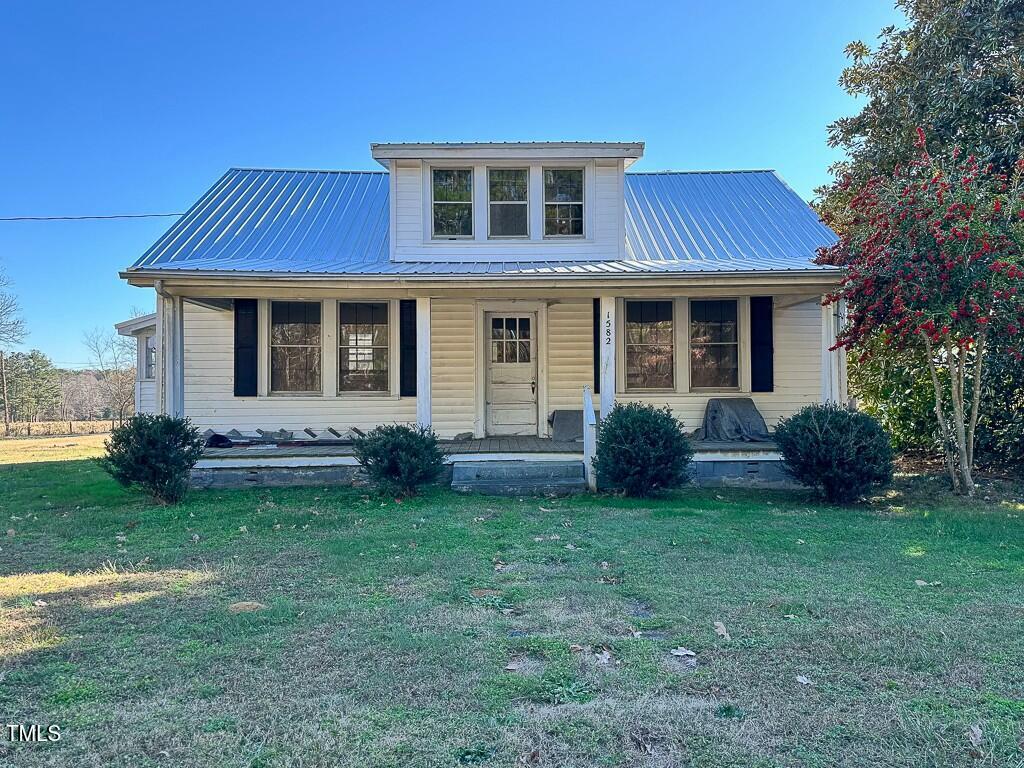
[542, 167, 586, 239]
[688, 298, 741, 391]
[142, 334, 156, 380]
[623, 299, 676, 393]
[268, 300, 323, 396]
[338, 301, 392, 395]
[486, 167, 530, 239]
[430, 166, 474, 240]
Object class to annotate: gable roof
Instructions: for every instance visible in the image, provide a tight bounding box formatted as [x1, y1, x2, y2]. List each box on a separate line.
[126, 168, 838, 277]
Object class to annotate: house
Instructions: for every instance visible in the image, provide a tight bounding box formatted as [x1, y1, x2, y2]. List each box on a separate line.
[114, 312, 158, 415]
[120, 141, 844, 490]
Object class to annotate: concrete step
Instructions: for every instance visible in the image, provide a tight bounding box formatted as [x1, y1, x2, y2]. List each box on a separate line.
[452, 461, 587, 496]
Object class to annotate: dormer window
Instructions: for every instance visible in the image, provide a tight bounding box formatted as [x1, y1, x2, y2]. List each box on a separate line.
[544, 168, 584, 237]
[488, 169, 529, 238]
[431, 168, 473, 238]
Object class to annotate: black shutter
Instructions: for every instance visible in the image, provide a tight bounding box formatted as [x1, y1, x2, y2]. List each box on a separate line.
[750, 296, 774, 393]
[399, 299, 417, 397]
[233, 299, 258, 397]
[592, 298, 600, 394]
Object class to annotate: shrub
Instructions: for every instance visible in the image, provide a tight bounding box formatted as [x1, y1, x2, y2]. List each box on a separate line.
[774, 404, 893, 504]
[592, 402, 693, 497]
[99, 414, 204, 504]
[353, 424, 446, 497]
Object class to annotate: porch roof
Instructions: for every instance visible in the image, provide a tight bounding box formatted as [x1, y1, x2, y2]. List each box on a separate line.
[125, 168, 839, 278]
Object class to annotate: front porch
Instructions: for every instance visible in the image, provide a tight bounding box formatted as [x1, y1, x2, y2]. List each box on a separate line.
[193, 436, 787, 492]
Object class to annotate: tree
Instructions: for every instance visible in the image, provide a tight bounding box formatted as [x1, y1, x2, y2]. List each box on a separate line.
[0, 267, 27, 435]
[818, 134, 1024, 495]
[83, 328, 136, 425]
[4, 350, 61, 424]
[819, 0, 1024, 211]
[816, 0, 1024, 472]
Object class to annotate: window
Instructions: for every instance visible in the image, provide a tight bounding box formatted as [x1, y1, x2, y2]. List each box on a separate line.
[432, 168, 473, 238]
[270, 301, 321, 393]
[625, 301, 674, 390]
[690, 299, 739, 388]
[543, 168, 584, 236]
[490, 317, 531, 363]
[488, 168, 529, 238]
[143, 335, 156, 380]
[339, 302, 389, 392]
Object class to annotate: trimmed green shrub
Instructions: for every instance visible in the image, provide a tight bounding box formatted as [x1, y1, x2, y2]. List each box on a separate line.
[99, 414, 204, 504]
[593, 402, 693, 497]
[774, 404, 893, 504]
[353, 424, 446, 497]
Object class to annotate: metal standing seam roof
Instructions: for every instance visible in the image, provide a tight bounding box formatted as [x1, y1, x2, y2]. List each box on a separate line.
[127, 167, 838, 277]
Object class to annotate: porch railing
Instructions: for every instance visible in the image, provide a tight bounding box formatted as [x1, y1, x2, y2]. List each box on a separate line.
[582, 385, 598, 491]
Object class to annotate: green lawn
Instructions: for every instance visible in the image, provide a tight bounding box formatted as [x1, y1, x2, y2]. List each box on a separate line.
[1, 456, 1023, 767]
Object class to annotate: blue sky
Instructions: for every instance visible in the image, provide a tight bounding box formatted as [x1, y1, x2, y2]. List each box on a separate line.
[0, 0, 903, 367]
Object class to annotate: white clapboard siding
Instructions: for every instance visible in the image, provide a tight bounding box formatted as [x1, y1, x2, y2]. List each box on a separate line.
[138, 381, 157, 414]
[392, 160, 623, 262]
[625, 297, 823, 428]
[182, 302, 416, 432]
[429, 299, 477, 438]
[547, 299, 594, 411]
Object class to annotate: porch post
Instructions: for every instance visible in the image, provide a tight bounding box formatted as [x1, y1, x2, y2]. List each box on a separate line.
[416, 297, 431, 428]
[820, 296, 840, 403]
[159, 294, 184, 418]
[155, 293, 166, 414]
[599, 295, 616, 418]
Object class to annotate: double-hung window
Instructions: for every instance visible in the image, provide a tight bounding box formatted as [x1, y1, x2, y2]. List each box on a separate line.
[431, 168, 473, 238]
[143, 335, 156, 380]
[625, 300, 674, 390]
[690, 299, 739, 388]
[339, 302, 389, 392]
[270, 301, 322, 393]
[488, 169, 529, 238]
[543, 168, 584, 237]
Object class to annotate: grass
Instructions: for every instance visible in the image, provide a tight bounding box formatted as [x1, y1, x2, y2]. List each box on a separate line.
[0, 433, 108, 464]
[1, 449, 1023, 766]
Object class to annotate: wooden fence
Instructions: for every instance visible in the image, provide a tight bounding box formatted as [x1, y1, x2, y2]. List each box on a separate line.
[1, 420, 114, 438]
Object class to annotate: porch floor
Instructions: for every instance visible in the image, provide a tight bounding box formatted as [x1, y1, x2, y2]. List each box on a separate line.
[201, 437, 778, 461]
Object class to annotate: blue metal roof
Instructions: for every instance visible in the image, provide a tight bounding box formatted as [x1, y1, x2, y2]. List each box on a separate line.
[127, 167, 838, 277]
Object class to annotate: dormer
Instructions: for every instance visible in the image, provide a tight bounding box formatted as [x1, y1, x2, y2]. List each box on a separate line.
[371, 141, 644, 262]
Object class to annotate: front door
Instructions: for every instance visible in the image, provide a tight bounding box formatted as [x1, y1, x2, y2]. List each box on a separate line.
[486, 313, 538, 436]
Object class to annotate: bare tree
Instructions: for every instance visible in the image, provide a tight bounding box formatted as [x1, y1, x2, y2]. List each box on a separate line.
[83, 328, 136, 426]
[0, 268, 27, 435]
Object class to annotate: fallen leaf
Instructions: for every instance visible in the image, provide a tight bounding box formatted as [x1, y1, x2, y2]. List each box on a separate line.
[796, 675, 813, 685]
[32, 600, 48, 608]
[115, 533, 127, 543]
[593, 647, 614, 665]
[190, 533, 200, 543]
[569, 643, 587, 653]
[504, 659, 524, 672]
[5, 529, 14, 538]
[783, 613, 798, 620]
[598, 575, 621, 584]
[914, 579, 942, 587]
[967, 723, 983, 749]
[470, 588, 502, 598]
[670, 647, 696, 657]
[599, 561, 610, 570]
[227, 601, 267, 614]
[714, 621, 731, 640]
[564, 543, 577, 551]
[238, 525, 248, 533]
[796, 538, 806, 545]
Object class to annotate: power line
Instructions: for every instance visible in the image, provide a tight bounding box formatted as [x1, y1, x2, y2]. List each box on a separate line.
[0, 212, 184, 222]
